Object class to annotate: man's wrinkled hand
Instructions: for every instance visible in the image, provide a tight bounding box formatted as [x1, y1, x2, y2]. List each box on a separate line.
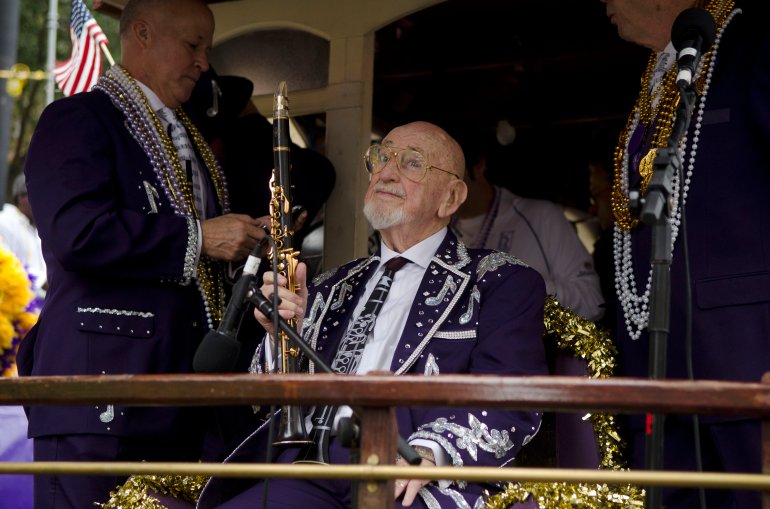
[254, 262, 308, 334]
[201, 214, 265, 261]
[395, 456, 433, 506]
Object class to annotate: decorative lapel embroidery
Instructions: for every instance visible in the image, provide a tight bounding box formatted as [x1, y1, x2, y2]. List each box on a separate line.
[396, 242, 471, 374]
[302, 292, 326, 340]
[459, 285, 480, 325]
[99, 404, 114, 423]
[143, 180, 159, 214]
[305, 257, 378, 373]
[425, 275, 457, 306]
[424, 353, 439, 376]
[330, 282, 352, 310]
[477, 251, 525, 281]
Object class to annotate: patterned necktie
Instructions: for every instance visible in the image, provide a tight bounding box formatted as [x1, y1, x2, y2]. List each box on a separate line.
[295, 256, 410, 463]
[156, 107, 207, 217]
[330, 256, 410, 375]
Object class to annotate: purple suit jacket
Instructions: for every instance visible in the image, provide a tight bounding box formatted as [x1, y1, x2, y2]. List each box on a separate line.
[18, 89, 222, 439]
[197, 231, 548, 508]
[617, 14, 770, 389]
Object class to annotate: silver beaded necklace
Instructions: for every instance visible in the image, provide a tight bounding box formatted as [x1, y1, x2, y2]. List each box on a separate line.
[614, 8, 740, 341]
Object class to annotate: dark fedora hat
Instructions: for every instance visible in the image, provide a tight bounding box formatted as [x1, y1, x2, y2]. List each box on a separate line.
[183, 67, 254, 141]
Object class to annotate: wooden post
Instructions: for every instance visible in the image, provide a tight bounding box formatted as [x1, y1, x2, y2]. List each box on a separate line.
[762, 372, 770, 509]
[356, 405, 397, 509]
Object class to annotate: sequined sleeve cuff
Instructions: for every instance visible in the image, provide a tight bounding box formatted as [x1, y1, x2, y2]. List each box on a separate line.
[182, 217, 199, 283]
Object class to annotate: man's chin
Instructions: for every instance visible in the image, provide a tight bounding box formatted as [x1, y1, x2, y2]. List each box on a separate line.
[364, 208, 408, 231]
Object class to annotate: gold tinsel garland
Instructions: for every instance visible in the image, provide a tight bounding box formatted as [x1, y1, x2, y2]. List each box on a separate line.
[484, 482, 644, 509]
[101, 297, 643, 508]
[99, 474, 207, 509]
[483, 297, 644, 508]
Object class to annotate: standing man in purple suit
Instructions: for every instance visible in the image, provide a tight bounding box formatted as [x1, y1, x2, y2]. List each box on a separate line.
[196, 121, 549, 509]
[18, 0, 265, 507]
[602, 0, 770, 507]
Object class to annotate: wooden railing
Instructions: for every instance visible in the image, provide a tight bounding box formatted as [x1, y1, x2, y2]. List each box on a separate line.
[2, 373, 770, 508]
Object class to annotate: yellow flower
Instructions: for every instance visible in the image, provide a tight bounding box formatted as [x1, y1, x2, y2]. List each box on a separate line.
[0, 247, 37, 377]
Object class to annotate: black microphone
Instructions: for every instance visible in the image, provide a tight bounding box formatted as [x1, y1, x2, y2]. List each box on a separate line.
[671, 7, 717, 88]
[193, 238, 266, 373]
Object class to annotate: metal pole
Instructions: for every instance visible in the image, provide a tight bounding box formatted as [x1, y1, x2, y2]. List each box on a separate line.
[0, 462, 769, 491]
[45, 0, 60, 105]
[0, 0, 21, 203]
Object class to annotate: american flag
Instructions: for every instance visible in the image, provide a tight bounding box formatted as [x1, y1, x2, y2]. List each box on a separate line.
[53, 0, 109, 96]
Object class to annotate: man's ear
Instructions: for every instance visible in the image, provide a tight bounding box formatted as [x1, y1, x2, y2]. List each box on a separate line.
[132, 20, 151, 48]
[438, 179, 468, 219]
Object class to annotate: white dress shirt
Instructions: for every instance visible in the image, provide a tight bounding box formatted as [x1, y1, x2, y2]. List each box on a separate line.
[135, 81, 204, 270]
[335, 227, 449, 468]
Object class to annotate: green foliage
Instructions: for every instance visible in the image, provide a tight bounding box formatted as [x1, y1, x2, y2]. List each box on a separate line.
[7, 0, 121, 193]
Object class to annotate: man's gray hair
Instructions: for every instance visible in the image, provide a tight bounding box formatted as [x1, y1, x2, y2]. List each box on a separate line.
[119, 0, 163, 35]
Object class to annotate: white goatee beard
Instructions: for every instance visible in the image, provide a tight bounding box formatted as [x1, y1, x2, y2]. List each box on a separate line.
[363, 199, 409, 230]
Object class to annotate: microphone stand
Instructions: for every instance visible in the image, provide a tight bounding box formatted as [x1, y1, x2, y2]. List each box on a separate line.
[640, 83, 696, 509]
[245, 287, 422, 467]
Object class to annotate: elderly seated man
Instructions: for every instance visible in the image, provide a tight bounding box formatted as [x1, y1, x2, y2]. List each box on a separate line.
[195, 121, 549, 509]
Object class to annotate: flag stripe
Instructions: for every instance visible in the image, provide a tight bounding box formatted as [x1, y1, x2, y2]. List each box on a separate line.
[53, 0, 109, 96]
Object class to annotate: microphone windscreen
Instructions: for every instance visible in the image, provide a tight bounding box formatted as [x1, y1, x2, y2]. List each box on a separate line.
[193, 330, 241, 373]
[672, 7, 717, 52]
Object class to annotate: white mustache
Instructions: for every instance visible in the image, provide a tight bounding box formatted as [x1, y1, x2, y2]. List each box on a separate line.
[373, 183, 405, 198]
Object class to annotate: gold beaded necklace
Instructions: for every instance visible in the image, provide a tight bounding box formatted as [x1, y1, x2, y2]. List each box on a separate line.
[95, 66, 227, 327]
[611, 0, 734, 231]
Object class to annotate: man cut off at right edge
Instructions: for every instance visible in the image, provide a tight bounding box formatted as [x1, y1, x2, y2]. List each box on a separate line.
[601, 0, 770, 507]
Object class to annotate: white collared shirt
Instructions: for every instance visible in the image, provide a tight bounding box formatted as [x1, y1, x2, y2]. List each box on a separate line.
[650, 42, 677, 111]
[135, 80, 204, 271]
[334, 228, 450, 470]
[352, 227, 447, 375]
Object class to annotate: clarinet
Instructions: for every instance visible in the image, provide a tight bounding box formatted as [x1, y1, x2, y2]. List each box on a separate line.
[269, 81, 312, 446]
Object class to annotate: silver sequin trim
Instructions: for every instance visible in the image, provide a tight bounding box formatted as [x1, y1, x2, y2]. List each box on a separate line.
[247, 341, 265, 413]
[397, 258, 470, 374]
[433, 330, 476, 340]
[330, 282, 352, 310]
[346, 257, 376, 278]
[425, 275, 458, 306]
[99, 404, 115, 423]
[437, 486, 473, 509]
[409, 430, 467, 490]
[522, 417, 542, 446]
[409, 431, 463, 467]
[143, 180, 159, 214]
[455, 241, 471, 270]
[477, 251, 525, 281]
[424, 353, 439, 376]
[420, 413, 515, 461]
[302, 293, 326, 335]
[421, 488, 441, 509]
[458, 286, 480, 325]
[311, 267, 336, 286]
[306, 257, 377, 373]
[183, 217, 197, 282]
[77, 307, 154, 318]
[249, 341, 264, 375]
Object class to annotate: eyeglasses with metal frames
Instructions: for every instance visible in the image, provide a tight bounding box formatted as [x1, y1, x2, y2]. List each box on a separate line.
[363, 143, 460, 183]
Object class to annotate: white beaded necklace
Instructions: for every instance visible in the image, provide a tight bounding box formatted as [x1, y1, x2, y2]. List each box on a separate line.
[614, 8, 740, 341]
